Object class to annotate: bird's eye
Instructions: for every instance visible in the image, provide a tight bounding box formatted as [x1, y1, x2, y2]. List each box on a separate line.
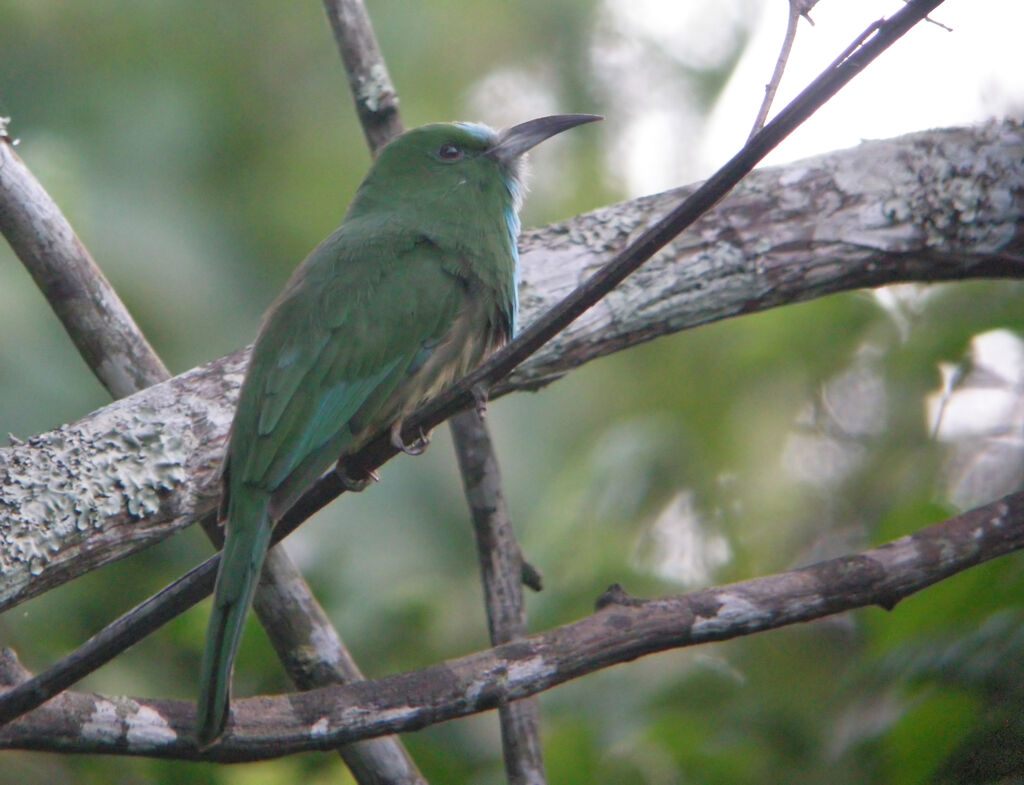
[438, 143, 463, 161]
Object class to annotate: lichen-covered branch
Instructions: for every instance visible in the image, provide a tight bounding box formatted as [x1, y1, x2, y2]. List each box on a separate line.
[0, 353, 241, 608]
[1, 122, 1022, 611]
[2, 489, 1020, 760]
[508, 119, 1024, 391]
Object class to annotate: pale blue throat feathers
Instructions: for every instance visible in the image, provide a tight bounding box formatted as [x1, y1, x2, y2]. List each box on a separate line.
[456, 121, 522, 335]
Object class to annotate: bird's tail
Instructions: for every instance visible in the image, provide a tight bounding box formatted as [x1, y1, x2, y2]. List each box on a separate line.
[196, 488, 273, 747]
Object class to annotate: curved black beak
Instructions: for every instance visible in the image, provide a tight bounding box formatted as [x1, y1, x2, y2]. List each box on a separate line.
[491, 114, 602, 164]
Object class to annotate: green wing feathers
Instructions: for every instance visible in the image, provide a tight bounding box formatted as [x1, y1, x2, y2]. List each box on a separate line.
[235, 234, 469, 503]
[197, 233, 492, 744]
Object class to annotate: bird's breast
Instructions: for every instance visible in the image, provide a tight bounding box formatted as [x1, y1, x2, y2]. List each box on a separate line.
[388, 291, 506, 418]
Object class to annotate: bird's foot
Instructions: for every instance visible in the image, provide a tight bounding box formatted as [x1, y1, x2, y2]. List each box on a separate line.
[390, 420, 429, 455]
[471, 383, 490, 419]
[335, 461, 380, 492]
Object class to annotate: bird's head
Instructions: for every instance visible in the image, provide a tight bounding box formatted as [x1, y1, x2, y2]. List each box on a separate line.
[347, 114, 601, 229]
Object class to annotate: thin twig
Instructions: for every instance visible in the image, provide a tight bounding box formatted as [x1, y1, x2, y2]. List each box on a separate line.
[748, 0, 820, 141]
[0, 0, 947, 729]
[2, 487, 1020, 759]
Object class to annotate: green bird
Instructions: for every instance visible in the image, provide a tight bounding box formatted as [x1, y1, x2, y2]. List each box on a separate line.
[196, 114, 600, 745]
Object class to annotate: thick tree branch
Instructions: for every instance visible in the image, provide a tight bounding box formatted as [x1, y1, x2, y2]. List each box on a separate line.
[2, 489, 1020, 760]
[2, 120, 1021, 613]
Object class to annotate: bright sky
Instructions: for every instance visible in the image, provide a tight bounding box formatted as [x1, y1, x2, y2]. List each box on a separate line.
[701, 0, 1024, 173]
[468, 2, 1023, 215]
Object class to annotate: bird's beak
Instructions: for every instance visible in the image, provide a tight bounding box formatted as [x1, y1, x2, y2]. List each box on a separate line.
[490, 114, 602, 164]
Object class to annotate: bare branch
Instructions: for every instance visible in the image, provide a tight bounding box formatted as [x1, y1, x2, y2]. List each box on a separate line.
[0, 123, 169, 398]
[2, 489, 1020, 760]
[748, 0, 820, 140]
[452, 410, 546, 785]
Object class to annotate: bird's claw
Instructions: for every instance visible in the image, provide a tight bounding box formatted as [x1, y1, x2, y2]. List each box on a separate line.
[335, 462, 380, 492]
[391, 420, 429, 455]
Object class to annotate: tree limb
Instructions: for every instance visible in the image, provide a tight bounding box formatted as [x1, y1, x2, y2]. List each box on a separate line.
[452, 410, 546, 785]
[2, 489, 1020, 760]
[0, 118, 169, 398]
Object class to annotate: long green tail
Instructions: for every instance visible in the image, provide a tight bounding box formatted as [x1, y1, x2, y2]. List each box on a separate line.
[196, 488, 272, 746]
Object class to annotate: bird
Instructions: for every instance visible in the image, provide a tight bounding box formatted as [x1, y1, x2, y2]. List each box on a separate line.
[196, 113, 601, 746]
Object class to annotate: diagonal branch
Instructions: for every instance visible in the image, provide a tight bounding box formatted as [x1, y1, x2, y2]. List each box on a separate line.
[747, 0, 821, 140]
[0, 117, 169, 398]
[2, 489, 1020, 759]
[322, 0, 403, 151]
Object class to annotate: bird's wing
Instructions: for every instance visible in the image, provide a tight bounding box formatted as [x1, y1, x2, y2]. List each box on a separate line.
[228, 232, 467, 505]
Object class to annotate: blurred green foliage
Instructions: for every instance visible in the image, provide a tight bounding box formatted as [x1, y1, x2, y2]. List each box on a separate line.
[1, 2, 1022, 784]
